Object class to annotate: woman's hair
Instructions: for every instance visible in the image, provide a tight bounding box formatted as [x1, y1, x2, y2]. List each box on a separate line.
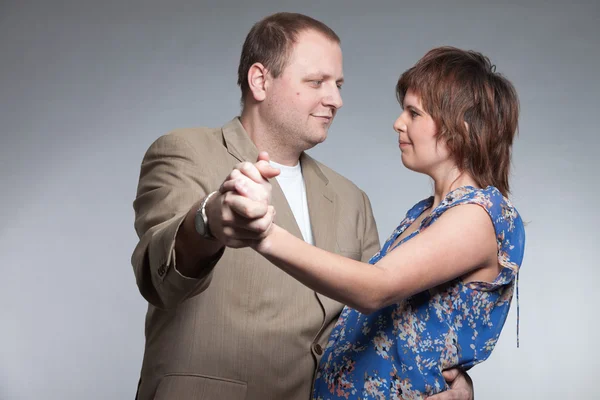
[396, 46, 519, 196]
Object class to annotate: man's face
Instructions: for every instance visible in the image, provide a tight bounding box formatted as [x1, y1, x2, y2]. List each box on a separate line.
[262, 29, 344, 151]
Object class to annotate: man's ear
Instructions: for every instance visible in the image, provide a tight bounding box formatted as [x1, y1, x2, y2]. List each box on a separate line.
[247, 62, 269, 102]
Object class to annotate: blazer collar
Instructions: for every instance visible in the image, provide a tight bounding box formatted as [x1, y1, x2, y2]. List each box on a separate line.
[222, 117, 259, 163]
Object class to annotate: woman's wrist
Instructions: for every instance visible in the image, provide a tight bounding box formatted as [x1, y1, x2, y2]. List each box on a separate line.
[255, 224, 281, 255]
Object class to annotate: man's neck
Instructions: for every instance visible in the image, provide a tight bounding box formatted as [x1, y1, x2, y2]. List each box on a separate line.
[239, 110, 302, 166]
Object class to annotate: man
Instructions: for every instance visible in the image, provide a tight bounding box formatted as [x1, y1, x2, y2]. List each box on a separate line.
[131, 12, 473, 400]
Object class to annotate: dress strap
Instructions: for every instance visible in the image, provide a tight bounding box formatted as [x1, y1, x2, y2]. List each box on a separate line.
[516, 271, 520, 348]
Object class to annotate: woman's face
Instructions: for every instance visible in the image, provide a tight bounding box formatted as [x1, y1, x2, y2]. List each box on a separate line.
[393, 89, 453, 176]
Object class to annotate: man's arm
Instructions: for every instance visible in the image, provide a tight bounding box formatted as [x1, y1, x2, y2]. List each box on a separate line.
[131, 134, 225, 309]
[131, 136, 276, 309]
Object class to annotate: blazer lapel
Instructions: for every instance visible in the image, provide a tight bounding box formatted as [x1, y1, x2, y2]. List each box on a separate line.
[222, 117, 303, 240]
[300, 153, 340, 318]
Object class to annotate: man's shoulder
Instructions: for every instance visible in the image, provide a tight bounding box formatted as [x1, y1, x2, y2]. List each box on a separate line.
[143, 125, 225, 157]
[163, 125, 223, 145]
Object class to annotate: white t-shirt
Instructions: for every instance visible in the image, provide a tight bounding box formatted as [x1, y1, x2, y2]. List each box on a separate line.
[270, 160, 314, 245]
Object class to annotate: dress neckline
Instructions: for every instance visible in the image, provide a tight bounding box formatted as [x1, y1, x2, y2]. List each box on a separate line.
[383, 185, 487, 255]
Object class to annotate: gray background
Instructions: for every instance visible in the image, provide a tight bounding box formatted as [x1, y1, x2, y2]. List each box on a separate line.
[1, 0, 598, 399]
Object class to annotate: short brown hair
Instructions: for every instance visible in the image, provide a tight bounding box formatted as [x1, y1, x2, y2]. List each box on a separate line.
[396, 47, 519, 196]
[237, 12, 340, 103]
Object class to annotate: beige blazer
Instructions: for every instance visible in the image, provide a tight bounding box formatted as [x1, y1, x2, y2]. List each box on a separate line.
[131, 118, 380, 400]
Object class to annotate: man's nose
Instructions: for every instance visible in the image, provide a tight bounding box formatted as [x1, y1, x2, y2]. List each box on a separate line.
[323, 85, 343, 109]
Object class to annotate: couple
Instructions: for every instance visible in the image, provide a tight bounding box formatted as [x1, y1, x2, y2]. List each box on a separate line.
[131, 12, 524, 400]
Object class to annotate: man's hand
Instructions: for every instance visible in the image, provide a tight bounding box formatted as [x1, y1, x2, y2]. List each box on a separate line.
[219, 151, 278, 202]
[205, 152, 280, 248]
[426, 369, 474, 400]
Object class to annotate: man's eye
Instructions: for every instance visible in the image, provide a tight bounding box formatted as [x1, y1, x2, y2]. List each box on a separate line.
[336, 83, 343, 90]
[312, 80, 323, 86]
[410, 110, 419, 118]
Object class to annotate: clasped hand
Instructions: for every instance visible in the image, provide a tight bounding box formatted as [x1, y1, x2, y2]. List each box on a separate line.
[206, 152, 279, 249]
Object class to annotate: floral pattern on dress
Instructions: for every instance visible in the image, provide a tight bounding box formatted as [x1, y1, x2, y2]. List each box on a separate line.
[313, 186, 525, 400]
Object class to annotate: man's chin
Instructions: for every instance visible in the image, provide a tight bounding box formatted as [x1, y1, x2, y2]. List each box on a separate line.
[312, 130, 329, 145]
[301, 135, 327, 152]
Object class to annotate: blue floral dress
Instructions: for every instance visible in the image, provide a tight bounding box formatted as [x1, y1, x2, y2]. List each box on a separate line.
[312, 186, 525, 400]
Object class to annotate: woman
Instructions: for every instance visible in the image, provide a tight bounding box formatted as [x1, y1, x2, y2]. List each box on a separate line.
[223, 46, 525, 399]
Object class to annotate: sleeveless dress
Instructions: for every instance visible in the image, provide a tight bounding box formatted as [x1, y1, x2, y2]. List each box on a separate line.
[312, 186, 525, 400]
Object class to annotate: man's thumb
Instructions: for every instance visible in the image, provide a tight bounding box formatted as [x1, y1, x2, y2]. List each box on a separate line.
[257, 151, 270, 162]
[256, 151, 280, 179]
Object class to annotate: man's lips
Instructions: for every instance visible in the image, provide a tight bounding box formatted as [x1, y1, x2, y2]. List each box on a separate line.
[312, 114, 332, 121]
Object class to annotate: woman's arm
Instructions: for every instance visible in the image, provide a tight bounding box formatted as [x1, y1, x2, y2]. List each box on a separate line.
[256, 203, 497, 314]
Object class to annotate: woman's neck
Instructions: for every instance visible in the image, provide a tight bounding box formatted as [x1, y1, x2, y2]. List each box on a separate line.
[430, 167, 478, 210]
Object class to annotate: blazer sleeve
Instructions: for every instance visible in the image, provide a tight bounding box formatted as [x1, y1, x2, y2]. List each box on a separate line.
[131, 133, 223, 309]
[359, 190, 380, 263]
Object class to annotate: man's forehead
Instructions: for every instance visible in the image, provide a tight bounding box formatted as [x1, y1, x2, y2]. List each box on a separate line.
[290, 30, 340, 55]
[294, 28, 337, 44]
[285, 34, 343, 75]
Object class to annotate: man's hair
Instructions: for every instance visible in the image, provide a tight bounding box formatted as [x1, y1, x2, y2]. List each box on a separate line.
[237, 12, 340, 104]
[396, 46, 520, 196]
